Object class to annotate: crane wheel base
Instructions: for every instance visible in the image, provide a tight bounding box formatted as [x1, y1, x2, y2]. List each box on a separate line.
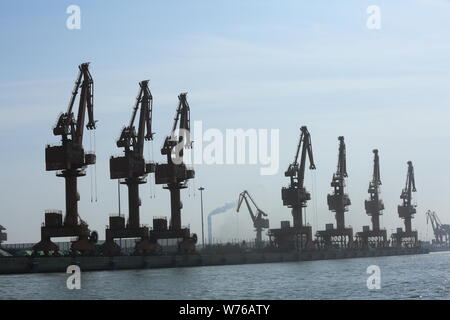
[32, 238, 60, 255]
[178, 237, 197, 254]
[101, 240, 122, 256]
[71, 237, 97, 253]
[135, 239, 162, 255]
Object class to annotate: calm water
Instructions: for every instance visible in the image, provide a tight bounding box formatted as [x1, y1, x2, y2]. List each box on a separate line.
[1, 252, 449, 300]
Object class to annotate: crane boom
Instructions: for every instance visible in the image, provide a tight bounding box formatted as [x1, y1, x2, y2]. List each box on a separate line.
[134, 80, 153, 156]
[54, 62, 95, 146]
[336, 136, 347, 178]
[117, 80, 153, 154]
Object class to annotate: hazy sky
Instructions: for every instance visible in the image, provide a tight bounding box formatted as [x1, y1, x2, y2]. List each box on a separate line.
[1, 0, 450, 244]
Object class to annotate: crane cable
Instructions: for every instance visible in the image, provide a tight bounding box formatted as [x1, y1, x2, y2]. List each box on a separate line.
[89, 130, 93, 203]
[311, 170, 318, 231]
[94, 129, 98, 202]
[147, 140, 153, 199]
[151, 140, 156, 198]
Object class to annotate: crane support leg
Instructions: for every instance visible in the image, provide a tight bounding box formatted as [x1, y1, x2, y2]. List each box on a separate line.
[336, 212, 345, 231]
[404, 218, 412, 234]
[372, 215, 380, 232]
[169, 186, 182, 230]
[126, 179, 140, 229]
[292, 206, 303, 228]
[63, 170, 80, 227]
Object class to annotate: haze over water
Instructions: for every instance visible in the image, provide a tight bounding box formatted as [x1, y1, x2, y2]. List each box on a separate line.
[1, 252, 449, 300]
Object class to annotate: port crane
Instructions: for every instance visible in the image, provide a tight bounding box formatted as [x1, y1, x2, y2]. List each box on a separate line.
[154, 93, 197, 252]
[281, 126, 315, 228]
[426, 210, 450, 245]
[356, 149, 387, 247]
[365, 150, 384, 231]
[327, 136, 351, 230]
[102, 80, 158, 255]
[237, 190, 269, 248]
[317, 136, 353, 248]
[398, 161, 416, 232]
[33, 63, 98, 256]
[269, 126, 315, 250]
[392, 161, 418, 246]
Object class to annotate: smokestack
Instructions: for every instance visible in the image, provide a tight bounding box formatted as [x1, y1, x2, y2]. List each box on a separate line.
[207, 202, 236, 244]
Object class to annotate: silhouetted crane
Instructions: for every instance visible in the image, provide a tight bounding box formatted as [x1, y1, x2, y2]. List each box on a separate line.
[33, 63, 98, 256]
[356, 149, 387, 248]
[398, 161, 416, 233]
[426, 210, 450, 245]
[237, 190, 269, 248]
[391, 161, 419, 247]
[103, 80, 158, 255]
[281, 126, 316, 228]
[154, 93, 197, 252]
[269, 126, 315, 250]
[365, 149, 384, 231]
[327, 136, 351, 230]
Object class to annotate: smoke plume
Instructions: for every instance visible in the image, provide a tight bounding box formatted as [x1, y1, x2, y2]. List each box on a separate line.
[207, 202, 236, 244]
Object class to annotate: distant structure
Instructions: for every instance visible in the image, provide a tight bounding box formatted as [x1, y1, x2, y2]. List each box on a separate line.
[269, 126, 316, 250]
[317, 136, 353, 248]
[0, 225, 7, 246]
[426, 210, 450, 246]
[392, 161, 418, 247]
[33, 63, 98, 255]
[356, 149, 387, 247]
[237, 190, 269, 248]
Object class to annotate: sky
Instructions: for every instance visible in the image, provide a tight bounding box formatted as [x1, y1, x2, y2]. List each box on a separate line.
[1, 0, 450, 244]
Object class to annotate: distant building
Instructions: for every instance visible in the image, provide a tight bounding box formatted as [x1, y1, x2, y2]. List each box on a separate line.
[0, 225, 7, 244]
